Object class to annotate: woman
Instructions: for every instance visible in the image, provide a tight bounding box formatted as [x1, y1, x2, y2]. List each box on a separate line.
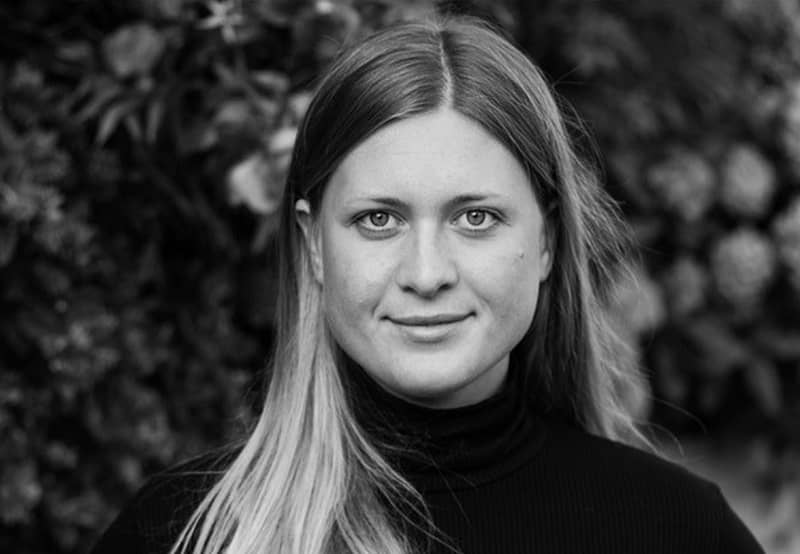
[92, 14, 764, 554]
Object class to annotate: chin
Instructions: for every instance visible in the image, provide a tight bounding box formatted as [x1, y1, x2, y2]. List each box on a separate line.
[386, 361, 478, 402]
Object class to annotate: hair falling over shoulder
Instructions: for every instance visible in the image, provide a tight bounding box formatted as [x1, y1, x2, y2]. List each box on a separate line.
[169, 13, 656, 554]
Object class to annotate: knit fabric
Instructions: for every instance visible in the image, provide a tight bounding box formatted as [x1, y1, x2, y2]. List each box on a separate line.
[91, 356, 765, 554]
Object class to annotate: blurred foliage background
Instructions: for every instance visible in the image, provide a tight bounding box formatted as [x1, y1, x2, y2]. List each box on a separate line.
[1, 0, 798, 552]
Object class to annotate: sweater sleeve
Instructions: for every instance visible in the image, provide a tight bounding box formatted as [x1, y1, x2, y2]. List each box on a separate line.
[711, 484, 765, 554]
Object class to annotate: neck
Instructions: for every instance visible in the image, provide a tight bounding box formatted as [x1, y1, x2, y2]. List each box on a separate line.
[343, 351, 544, 490]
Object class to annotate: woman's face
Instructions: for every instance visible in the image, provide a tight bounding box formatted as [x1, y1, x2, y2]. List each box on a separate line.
[296, 108, 552, 409]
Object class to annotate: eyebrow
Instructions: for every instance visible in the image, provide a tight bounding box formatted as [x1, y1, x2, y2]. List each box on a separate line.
[347, 193, 505, 211]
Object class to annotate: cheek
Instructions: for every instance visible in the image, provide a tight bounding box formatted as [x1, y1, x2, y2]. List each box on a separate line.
[473, 244, 542, 319]
[321, 234, 387, 318]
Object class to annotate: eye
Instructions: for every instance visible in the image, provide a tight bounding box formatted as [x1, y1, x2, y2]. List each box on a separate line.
[355, 210, 400, 233]
[456, 209, 501, 232]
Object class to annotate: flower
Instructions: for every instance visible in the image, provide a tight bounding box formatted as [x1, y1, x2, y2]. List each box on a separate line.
[719, 143, 776, 218]
[647, 149, 716, 222]
[102, 23, 166, 78]
[710, 228, 776, 306]
[661, 256, 709, 317]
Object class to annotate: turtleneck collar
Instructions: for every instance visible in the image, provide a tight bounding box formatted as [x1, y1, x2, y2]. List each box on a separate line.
[343, 351, 547, 492]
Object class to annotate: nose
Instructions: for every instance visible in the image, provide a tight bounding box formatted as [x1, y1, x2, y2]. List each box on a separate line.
[394, 224, 458, 297]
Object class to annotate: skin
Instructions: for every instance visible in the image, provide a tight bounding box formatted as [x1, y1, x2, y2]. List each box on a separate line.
[295, 108, 552, 409]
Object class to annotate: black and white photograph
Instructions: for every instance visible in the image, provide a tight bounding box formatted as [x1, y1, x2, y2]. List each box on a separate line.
[1, 1, 797, 553]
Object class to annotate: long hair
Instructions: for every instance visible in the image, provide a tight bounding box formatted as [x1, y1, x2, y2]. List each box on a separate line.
[170, 14, 654, 554]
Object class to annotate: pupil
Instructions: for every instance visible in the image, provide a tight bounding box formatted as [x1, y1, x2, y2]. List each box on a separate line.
[467, 210, 485, 225]
[370, 213, 387, 226]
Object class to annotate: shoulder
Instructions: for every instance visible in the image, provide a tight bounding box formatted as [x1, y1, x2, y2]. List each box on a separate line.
[546, 419, 717, 495]
[90, 444, 242, 554]
[548, 421, 712, 484]
[539, 419, 764, 553]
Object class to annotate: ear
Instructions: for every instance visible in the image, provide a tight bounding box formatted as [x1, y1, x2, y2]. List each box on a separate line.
[295, 198, 324, 285]
[539, 211, 555, 282]
[539, 246, 552, 282]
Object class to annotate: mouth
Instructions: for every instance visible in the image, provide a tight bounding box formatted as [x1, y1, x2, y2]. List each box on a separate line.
[389, 313, 471, 326]
[388, 313, 472, 343]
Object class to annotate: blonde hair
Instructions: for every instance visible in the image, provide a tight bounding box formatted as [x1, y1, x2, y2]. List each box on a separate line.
[170, 13, 655, 554]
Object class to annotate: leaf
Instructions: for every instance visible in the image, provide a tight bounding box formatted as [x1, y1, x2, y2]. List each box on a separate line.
[145, 98, 165, 144]
[753, 326, 800, 360]
[743, 359, 783, 416]
[96, 98, 140, 144]
[212, 61, 240, 90]
[213, 98, 255, 129]
[55, 40, 93, 66]
[136, 0, 184, 20]
[74, 77, 124, 123]
[250, 70, 290, 96]
[124, 114, 143, 142]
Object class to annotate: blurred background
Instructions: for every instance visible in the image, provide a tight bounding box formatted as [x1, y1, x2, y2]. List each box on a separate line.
[1, 0, 798, 552]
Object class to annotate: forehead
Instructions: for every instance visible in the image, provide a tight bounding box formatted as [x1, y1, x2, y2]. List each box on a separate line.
[325, 108, 534, 209]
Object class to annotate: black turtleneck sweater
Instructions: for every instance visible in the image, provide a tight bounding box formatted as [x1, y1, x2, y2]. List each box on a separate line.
[91, 356, 765, 554]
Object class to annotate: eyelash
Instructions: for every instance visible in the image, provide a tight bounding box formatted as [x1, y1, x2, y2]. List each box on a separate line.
[353, 208, 504, 235]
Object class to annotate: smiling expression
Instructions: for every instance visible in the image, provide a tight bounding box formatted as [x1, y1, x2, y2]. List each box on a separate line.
[295, 108, 552, 409]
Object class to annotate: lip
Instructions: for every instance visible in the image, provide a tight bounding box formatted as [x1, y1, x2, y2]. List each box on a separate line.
[389, 314, 471, 343]
[390, 313, 470, 325]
